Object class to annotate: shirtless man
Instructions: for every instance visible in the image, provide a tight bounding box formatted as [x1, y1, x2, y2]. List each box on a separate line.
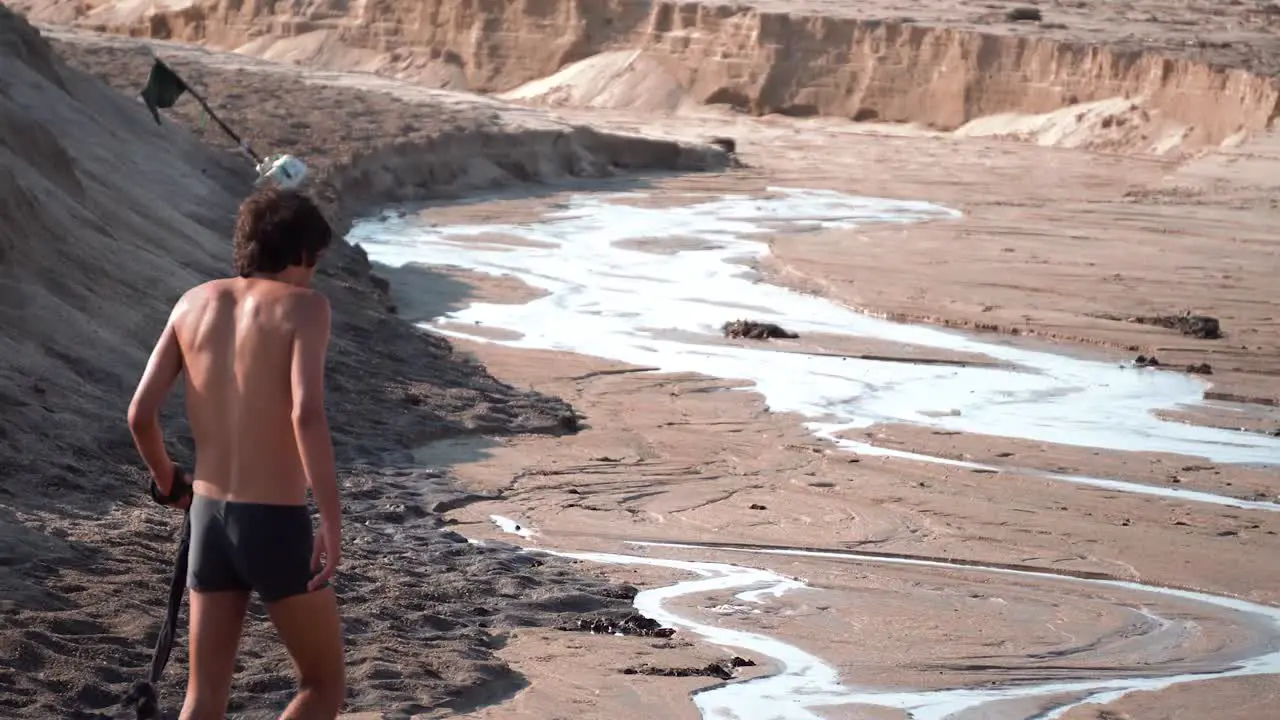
[127, 185, 346, 719]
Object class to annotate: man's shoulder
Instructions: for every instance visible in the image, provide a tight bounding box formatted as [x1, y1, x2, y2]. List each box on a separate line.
[179, 278, 232, 303]
[171, 279, 226, 318]
[173, 279, 329, 325]
[276, 287, 330, 333]
[282, 286, 329, 312]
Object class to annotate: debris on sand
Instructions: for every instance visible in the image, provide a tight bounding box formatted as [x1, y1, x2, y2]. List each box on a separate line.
[1148, 313, 1222, 339]
[1204, 390, 1280, 407]
[709, 136, 751, 168]
[1095, 311, 1223, 339]
[622, 656, 757, 680]
[722, 319, 799, 340]
[709, 137, 737, 154]
[559, 613, 677, 638]
[1133, 356, 1213, 375]
[1006, 7, 1043, 23]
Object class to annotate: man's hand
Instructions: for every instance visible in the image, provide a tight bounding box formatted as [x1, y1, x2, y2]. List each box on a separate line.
[308, 521, 341, 592]
[148, 464, 193, 510]
[167, 470, 193, 511]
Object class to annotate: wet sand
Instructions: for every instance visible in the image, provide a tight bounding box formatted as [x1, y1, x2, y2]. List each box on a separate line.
[355, 119, 1280, 717]
[415, 340, 1280, 719]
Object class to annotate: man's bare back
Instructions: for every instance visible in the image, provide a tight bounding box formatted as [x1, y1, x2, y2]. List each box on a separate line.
[126, 186, 346, 719]
[175, 277, 324, 505]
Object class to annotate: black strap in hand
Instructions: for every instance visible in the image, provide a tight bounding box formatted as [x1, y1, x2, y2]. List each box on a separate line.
[119, 512, 190, 719]
[116, 467, 193, 719]
[149, 464, 192, 507]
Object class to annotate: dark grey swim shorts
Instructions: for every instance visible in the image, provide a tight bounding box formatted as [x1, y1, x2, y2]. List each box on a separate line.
[188, 494, 321, 603]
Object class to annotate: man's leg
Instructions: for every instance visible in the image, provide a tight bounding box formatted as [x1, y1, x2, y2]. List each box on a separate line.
[181, 589, 250, 720]
[266, 587, 346, 719]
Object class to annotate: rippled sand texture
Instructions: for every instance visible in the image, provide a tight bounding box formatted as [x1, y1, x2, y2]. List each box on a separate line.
[523, 532, 1280, 720]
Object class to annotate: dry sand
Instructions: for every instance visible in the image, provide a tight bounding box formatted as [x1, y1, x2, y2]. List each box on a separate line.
[4, 0, 1280, 719]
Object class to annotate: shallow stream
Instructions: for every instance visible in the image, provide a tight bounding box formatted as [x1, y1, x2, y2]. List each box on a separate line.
[348, 185, 1280, 483]
[491, 515, 1280, 720]
[352, 186, 1280, 718]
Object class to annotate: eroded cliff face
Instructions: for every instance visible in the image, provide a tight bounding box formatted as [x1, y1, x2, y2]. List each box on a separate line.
[18, 0, 1280, 152]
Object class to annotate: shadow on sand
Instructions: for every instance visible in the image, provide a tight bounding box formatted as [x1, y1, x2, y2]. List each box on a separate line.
[373, 263, 490, 327]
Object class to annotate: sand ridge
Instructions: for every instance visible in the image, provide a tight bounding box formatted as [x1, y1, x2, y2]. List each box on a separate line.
[17, 0, 1280, 157]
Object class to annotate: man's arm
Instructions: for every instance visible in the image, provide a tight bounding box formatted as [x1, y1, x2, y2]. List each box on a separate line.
[127, 303, 185, 494]
[290, 291, 341, 530]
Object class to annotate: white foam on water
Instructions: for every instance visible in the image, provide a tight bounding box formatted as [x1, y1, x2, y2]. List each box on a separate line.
[830, 435, 1280, 512]
[488, 519, 1280, 720]
[621, 541, 1280, 720]
[348, 187, 1280, 475]
[490, 514, 537, 538]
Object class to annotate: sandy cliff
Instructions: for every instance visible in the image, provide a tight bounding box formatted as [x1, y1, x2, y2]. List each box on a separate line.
[14, 0, 1280, 154]
[0, 5, 250, 494]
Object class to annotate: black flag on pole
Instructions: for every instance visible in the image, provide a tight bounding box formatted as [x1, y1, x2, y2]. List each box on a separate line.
[139, 59, 188, 126]
[135, 55, 263, 164]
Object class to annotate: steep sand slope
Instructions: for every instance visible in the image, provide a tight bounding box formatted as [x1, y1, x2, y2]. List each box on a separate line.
[13, 0, 1280, 154]
[3, 9, 613, 522]
[0, 10, 729, 716]
[2, 17, 729, 495]
[0, 5, 253, 496]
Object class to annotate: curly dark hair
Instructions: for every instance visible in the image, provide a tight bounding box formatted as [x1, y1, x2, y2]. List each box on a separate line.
[233, 185, 333, 277]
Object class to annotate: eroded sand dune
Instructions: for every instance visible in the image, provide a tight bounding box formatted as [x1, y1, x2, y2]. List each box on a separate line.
[0, 4, 249, 494]
[14, 0, 1280, 155]
[497, 50, 690, 113]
